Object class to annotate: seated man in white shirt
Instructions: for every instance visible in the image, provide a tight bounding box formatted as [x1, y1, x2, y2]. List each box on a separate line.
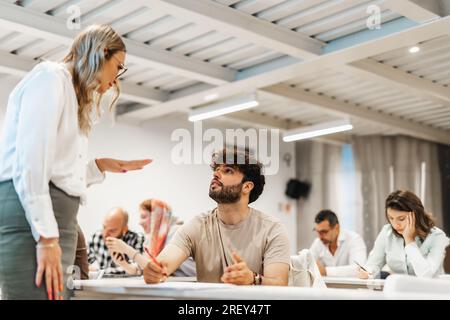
[310, 210, 367, 277]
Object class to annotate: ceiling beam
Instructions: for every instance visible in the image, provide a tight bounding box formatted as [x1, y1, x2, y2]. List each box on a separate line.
[348, 58, 450, 107]
[384, 0, 443, 23]
[140, 0, 323, 59]
[0, 50, 167, 105]
[216, 111, 349, 145]
[221, 110, 292, 130]
[119, 16, 450, 120]
[0, 1, 235, 85]
[0, 49, 36, 76]
[120, 82, 168, 105]
[4, 0, 448, 143]
[264, 84, 450, 145]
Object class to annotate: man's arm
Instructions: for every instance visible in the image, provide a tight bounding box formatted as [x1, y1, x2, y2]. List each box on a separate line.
[221, 252, 289, 286]
[158, 244, 190, 275]
[310, 239, 327, 276]
[87, 233, 99, 265]
[261, 262, 289, 286]
[143, 244, 189, 283]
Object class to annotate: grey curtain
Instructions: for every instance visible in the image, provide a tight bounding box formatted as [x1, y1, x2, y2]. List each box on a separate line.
[353, 135, 443, 248]
[437, 144, 450, 235]
[295, 140, 343, 250]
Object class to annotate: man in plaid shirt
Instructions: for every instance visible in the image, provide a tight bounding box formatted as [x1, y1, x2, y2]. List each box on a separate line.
[88, 207, 145, 274]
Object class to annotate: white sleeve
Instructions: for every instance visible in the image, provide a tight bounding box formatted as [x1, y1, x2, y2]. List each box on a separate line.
[405, 234, 450, 278]
[13, 69, 64, 242]
[349, 234, 367, 265]
[325, 234, 367, 277]
[86, 159, 105, 187]
[309, 239, 322, 261]
[326, 265, 358, 277]
[365, 226, 388, 275]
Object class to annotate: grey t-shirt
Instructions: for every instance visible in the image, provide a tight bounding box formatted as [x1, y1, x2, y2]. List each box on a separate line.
[169, 207, 290, 283]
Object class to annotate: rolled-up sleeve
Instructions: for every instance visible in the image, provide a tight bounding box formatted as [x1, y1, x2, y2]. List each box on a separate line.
[13, 69, 64, 242]
[86, 159, 105, 187]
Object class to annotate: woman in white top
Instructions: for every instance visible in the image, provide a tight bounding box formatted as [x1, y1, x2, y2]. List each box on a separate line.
[0, 25, 151, 300]
[359, 190, 449, 279]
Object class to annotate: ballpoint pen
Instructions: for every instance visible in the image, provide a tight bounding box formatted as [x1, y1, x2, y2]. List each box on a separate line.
[354, 260, 368, 272]
[145, 247, 168, 277]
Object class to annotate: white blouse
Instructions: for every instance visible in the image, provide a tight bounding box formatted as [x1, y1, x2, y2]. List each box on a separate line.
[0, 61, 105, 242]
[365, 224, 449, 278]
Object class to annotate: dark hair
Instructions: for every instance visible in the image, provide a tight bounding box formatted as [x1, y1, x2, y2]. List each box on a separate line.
[315, 210, 339, 227]
[385, 190, 434, 240]
[211, 147, 265, 204]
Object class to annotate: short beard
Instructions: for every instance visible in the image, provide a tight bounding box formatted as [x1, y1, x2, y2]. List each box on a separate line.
[209, 182, 243, 204]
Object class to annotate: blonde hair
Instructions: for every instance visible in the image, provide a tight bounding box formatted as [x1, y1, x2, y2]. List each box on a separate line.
[62, 25, 126, 134]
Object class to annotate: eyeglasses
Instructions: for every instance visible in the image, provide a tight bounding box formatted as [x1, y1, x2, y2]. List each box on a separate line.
[112, 55, 128, 79]
[116, 62, 128, 79]
[312, 228, 330, 235]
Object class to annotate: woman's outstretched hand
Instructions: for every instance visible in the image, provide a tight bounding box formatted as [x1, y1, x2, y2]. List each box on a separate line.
[95, 158, 152, 173]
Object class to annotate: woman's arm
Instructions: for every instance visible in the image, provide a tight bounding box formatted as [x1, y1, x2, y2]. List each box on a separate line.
[405, 235, 450, 277]
[86, 160, 105, 187]
[402, 212, 449, 277]
[13, 69, 65, 300]
[86, 158, 152, 187]
[95, 158, 152, 174]
[359, 226, 388, 278]
[14, 70, 64, 242]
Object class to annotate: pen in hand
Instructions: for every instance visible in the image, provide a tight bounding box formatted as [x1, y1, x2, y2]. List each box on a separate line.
[144, 247, 168, 277]
[354, 260, 368, 273]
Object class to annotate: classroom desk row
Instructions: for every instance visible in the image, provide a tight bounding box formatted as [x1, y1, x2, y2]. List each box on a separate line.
[324, 276, 385, 290]
[72, 275, 450, 300]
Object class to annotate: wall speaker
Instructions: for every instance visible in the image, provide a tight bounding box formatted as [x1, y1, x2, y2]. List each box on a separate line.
[285, 179, 311, 200]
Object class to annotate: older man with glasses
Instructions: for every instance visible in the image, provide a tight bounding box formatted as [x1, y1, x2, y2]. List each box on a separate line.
[310, 210, 367, 277]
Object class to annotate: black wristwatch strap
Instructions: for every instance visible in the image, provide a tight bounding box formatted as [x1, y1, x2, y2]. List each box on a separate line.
[253, 272, 262, 285]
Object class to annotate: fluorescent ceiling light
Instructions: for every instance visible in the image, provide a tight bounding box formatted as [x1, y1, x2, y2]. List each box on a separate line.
[189, 94, 259, 122]
[283, 120, 353, 142]
[409, 46, 420, 53]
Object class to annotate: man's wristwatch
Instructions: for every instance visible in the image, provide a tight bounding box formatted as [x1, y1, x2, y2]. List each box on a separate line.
[253, 272, 262, 285]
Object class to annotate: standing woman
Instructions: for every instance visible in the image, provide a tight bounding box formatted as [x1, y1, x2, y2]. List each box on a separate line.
[358, 190, 449, 279]
[0, 25, 151, 300]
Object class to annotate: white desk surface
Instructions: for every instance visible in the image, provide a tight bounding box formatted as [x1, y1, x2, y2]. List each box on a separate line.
[73, 275, 450, 300]
[72, 277, 387, 300]
[324, 275, 450, 286]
